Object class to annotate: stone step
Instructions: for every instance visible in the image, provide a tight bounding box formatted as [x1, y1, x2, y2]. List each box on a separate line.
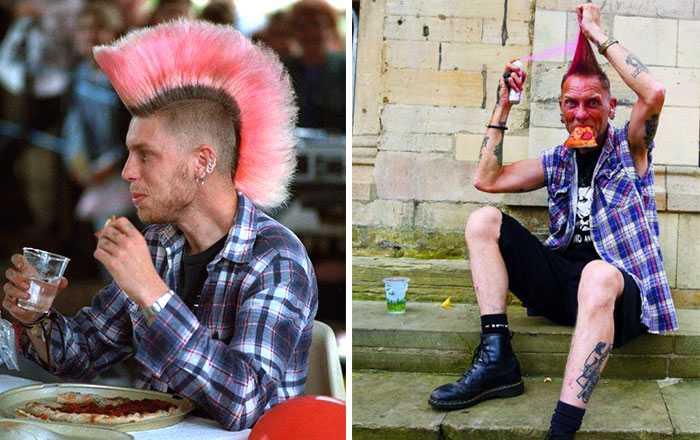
[352, 300, 700, 380]
[352, 256, 700, 307]
[352, 370, 700, 440]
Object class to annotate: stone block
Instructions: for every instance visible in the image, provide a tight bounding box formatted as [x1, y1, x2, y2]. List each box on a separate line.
[374, 150, 503, 203]
[613, 0, 695, 19]
[653, 106, 700, 166]
[379, 133, 453, 153]
[441, 42, 532, 72]
[463, 134, 533, 163]
[666, 167, 700, 212]
[353, 0, 385, 135]
[528, 126, 569, 157]
[603, 66, 638, 105]
[661, 380, 700, 440]
[533, 10, 567, 63]
[653, 66, 700, 107]
[677, 213, 700, 289]
[677, 19, 700, 68]
[352, 199, 415, 228]
[351, 226, 468, 259]
[352, 164, 376, 201]
[530, 61, 568, 102]
[382, 69, 484, 107]
[482, 19, 531, 46]
[657, 212, 679, 288]
[383, 40, 439, 70]
[414, 201, 482, 231]
[384, 15, 481, 42]
[381, 104, 489, 134]
[614, 16, 678, 67]
[385, 0, 533, 21]
[530, 101, 562, 128]
[669, 356, 700, 378]
[672, 288, 700, 308]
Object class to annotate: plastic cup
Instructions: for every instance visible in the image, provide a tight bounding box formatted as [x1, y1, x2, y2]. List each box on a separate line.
[18, 248, 70, 313]
[383, 277, 409, 314]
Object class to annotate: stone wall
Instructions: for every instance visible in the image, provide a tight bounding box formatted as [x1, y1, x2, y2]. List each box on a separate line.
[352, 0, 700, 295]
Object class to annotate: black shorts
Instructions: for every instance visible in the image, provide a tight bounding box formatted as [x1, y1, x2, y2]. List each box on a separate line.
[498, 212, 647, 348]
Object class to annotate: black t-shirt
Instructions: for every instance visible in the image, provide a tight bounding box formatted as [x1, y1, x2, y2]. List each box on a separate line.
[177, 234, 228, 311]
[564, 148, 602, 261]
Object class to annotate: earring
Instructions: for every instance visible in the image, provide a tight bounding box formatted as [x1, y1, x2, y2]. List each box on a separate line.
[196, 173, 206, 187]
[205, 157, 217, 174]
[560, 116, 565, 123]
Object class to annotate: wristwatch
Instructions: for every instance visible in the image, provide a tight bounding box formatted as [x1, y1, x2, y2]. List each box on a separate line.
[141, 290, 174, 319]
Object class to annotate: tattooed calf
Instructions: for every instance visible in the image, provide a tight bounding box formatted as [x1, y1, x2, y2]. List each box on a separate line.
[576, 342, 612, 403]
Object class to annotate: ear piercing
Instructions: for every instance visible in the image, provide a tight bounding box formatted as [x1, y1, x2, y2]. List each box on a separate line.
[196, 157, 217, 187]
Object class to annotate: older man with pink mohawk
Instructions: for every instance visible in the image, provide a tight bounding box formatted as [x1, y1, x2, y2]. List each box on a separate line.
[3, 20, 318, 431]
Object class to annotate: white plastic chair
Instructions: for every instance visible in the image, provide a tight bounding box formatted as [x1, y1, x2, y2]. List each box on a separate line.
[304, 320, 345, 400]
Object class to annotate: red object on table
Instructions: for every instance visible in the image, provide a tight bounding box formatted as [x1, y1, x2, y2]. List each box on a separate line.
[249, 395, 346, 439]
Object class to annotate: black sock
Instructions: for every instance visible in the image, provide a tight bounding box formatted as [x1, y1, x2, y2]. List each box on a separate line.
[481, 313, 509, 334]
[550, 400, 585, 435]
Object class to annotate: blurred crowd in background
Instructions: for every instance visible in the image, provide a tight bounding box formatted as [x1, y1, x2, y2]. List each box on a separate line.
[0, 0, 346, 343]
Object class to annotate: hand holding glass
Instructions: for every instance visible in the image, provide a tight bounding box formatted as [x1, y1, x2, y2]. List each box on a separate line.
[18, 248, 70, 313]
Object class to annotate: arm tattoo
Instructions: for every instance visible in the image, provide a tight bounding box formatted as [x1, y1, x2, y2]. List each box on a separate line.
[625, 54, 649, 79]
[643, 114, 659, 148]
[478, 136, 489, 161]
[493, 139, 503, 166]
[576, 342, 612, 403]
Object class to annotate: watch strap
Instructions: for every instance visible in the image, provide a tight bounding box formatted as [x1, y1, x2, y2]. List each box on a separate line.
[141, 290, 174, 319]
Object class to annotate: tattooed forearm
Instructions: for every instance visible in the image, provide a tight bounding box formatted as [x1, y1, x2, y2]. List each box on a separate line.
[625, 54, 649, 79]
[478, 136, 489, 161]
[576, 342, 612, 403]
[493, 139, 503, 166]
[643, 114, 659, 148]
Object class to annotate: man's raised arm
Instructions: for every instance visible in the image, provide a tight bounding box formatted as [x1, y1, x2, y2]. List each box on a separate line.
[577, 3, 665, 176]
[473, 60, 545, 194]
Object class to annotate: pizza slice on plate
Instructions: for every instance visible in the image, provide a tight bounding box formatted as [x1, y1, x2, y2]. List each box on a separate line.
[564, 125, 597, 148]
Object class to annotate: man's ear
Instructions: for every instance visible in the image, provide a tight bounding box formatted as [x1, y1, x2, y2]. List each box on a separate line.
[608, 96, 618, 118]
[194, 144, 216, 174]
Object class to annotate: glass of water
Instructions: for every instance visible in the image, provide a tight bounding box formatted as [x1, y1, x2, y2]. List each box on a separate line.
[19, 248, 70, 313]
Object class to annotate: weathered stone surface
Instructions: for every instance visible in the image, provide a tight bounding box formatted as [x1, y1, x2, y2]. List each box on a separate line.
[669, 356, 700, 378]
[533, 10, 567, 63]
[414, 201, 482, 231]
[667, 167, 700, 212]
[677, 19, 700, 68]
[528, 126, 568, 157]
[455, 133, 529, 163]
[381, 104, 487, 134]
[352, 200, 415, 228]
[380, 133, 453, 153]
[658, 212, 679, 288]
[653, 66, 700, 107]
[441, 43, 532, 72]
[384, 15, 481, 42]
[382, 69, 484, 107]
[383, 40, 439, 70]
[614, 16, 678, 67]
[354, 0, 386, 135]
[651, 107, 700, 166]
[352, 226, 467, 259]
[677, 213, 700, 289]
[385, 0, 533, 21]
[672, 288, 700, 308]
[482, 19, 531, 46]
[661, 380, 700, 439]
[352, 371, 445, 440]
[374, 151, 504, 203]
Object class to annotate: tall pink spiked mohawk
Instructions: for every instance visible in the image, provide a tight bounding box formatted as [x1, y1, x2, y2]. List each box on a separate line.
[93, 20, 297, 210]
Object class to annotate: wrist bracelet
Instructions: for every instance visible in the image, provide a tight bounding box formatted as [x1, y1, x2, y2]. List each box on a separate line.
[486, 124, 507, 131]
[598, 37, 618, 55]
[16, 312, 49, 329]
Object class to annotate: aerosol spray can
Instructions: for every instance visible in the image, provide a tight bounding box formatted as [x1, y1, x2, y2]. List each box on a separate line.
[508, 60, 524, 104]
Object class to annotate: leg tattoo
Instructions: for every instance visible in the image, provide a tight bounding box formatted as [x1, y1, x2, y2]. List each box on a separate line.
[576, 342, 612, 403]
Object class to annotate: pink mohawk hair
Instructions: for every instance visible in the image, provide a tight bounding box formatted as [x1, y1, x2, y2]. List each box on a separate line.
[93, 20, 297, 210]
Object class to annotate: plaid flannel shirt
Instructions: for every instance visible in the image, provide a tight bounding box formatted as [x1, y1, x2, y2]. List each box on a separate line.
[540, 121, 677, 334]
[18, 192, 319, 430]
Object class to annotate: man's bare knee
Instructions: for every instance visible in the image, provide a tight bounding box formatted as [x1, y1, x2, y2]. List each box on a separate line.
[578, 260, 624, 313]
[465, 206, 502, 244]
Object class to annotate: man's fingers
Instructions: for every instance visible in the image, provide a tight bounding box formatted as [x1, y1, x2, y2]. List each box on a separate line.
[58, 277, 68, 290]
[5, 268, 29, 290]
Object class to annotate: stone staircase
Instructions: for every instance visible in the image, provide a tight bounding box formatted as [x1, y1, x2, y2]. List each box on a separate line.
[352, 257, 700, 439]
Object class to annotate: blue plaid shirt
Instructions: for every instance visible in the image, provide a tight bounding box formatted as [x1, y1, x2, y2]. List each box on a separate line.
[19, 192, 318, 430]
[540, 122, 677, 334]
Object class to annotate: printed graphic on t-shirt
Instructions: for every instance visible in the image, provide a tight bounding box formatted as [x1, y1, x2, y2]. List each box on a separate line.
[573, 185, 593, 244]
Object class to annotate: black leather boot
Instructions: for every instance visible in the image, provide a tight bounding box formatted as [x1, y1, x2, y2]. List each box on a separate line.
[543, 428, 575, 439]
[428, 331, 524, 410]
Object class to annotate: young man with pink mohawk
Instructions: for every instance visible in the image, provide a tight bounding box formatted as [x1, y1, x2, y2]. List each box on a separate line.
[3, 20, 318, 431]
